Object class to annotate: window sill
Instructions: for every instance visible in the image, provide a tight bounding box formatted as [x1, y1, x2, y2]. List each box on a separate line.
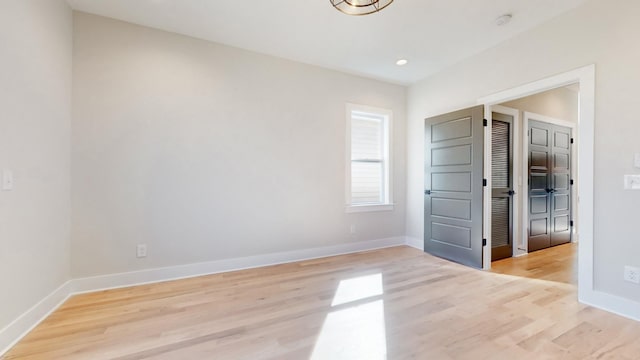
[345, 204, 394, 213]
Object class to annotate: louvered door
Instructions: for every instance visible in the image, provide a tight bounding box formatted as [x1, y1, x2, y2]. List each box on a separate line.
[491, 113, 514, 261]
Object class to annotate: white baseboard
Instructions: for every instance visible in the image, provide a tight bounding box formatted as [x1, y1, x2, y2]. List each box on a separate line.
[71, 236, 406, 294]
[580, 289, 640, 321]
[405, 236, 423, 251]
[0, 281, 72, 356]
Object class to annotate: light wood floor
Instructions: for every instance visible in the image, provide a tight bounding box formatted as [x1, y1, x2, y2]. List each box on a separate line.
[4, 245, 640, 359]
[491, 243, 578, 284]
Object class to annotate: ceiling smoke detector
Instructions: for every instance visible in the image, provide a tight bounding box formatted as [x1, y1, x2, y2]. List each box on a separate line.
[495, 14, 513, 26]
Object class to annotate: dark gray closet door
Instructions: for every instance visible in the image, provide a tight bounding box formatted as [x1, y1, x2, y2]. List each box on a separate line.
[424, 106, 484, 269]
[491, 113, 514, 261]
[528, 119, 572, 252]
[549, 123, 572, 246]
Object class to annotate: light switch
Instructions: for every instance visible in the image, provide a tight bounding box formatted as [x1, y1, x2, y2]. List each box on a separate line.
[2, 170, 13, 191]
[635, 153, 640, 168]
[624, 175, 640, 190]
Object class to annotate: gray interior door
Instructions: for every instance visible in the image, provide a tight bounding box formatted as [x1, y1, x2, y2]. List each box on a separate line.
[424, 106, 484, 269]
[528, 119, 572, 252]
[491, 113, 514, 261]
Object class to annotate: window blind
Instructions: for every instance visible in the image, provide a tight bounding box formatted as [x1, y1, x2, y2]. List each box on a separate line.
[351, 113, 386, 205]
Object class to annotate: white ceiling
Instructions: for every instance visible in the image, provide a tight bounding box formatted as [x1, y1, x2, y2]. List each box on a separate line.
[67, 0, 589, 85]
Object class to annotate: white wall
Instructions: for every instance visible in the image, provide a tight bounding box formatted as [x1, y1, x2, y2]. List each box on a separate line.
[502, 86, 579, 123]
[71, 13, 407, 277]
[0, 0, 72, 330]
[407, 0, 640, 303]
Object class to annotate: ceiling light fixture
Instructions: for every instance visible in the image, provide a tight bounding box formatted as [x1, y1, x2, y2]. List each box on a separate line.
[396, 59, 408, 66]
[330, 0, 394, 16]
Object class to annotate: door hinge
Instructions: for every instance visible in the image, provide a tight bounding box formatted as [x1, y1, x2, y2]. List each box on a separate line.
[570, 220, 574, 227]
[570, 179, 574, 185]
[483, 119, 488, 127]
[483, 179, 487, 187]
[482, 239, 487, 246]
[571, 138, 574, 144]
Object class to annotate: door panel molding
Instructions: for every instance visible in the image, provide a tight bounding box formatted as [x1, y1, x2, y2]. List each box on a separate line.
[525, 115, 575, 252]
[424, 106, 484, 269]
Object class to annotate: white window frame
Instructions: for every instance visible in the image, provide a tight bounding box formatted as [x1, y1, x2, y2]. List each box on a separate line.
[345, 103, 394, 213]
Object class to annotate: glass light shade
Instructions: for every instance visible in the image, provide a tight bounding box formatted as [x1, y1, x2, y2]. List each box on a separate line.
[330, 0, 394, 16]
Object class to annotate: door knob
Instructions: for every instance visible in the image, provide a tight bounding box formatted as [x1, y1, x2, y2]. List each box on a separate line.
[505, 190, 516, 196]
[425, 190, 431, 195]
[545, 188, 556, 193]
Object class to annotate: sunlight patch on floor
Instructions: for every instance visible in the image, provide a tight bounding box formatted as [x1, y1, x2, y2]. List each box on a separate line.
[331, 273, 383, 306]
[311, 273, 387, 360]
[311, 300, 387, 360]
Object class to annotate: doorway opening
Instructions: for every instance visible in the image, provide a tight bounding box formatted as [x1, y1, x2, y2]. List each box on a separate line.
[477, 65, 595, 306]
[487, 85, 580, 284]
[423, 65, 595, 301]
[491, 84, 579, 249]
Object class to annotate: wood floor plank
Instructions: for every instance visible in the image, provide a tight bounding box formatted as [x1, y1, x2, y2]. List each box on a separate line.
[3, 245, 639, 359]
[490, 243, 578, 284]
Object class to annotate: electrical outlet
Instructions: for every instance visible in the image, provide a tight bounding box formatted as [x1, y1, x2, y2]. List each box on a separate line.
[624, 175, 640, 190]
[136, 244, 147, 258]
[350, 224, 356, 234]
[624, 266, 640, 284]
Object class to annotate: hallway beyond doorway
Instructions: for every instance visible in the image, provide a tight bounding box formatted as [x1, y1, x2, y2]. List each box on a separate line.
[490, 243, 578, 285]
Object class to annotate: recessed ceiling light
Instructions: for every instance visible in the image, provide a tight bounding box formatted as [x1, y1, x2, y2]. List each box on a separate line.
[396, 59, 408, 66]
[495, 14, 513, 26]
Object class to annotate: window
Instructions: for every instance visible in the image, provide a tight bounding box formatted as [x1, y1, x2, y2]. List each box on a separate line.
[346, 104, 393, 212]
